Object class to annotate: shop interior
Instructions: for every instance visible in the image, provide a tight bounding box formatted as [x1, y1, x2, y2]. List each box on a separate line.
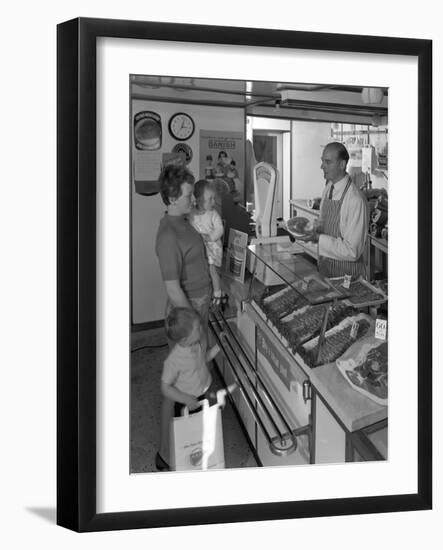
[130, 75, 389, 472]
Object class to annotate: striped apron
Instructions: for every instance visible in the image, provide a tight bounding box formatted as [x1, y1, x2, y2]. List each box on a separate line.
[317, 177, 367, 279]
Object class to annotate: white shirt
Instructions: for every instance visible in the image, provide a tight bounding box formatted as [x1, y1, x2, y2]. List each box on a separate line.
[162, 343, 211, 397]
[190, 209, 224, 242]
[317, 174, 368, 262]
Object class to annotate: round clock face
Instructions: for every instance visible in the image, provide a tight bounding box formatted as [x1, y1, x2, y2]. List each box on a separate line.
[168, 112, 195, 141]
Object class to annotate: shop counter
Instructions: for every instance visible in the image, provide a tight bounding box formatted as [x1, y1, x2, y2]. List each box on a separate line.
[215, 266, 387, 465]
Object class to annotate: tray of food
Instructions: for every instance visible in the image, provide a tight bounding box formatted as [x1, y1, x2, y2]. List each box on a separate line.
[279, 301, 355, 353]
[258, 286, 308, 321]
[328, 276, 387, 308]
[336, 337, 388, 406]
[286, 216, 315, 238]
[298, 274, 349, 304]
[299, 313, 374, 368]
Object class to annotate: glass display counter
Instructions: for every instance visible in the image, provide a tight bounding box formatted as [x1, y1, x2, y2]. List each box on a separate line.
[211, 241, 388, 466]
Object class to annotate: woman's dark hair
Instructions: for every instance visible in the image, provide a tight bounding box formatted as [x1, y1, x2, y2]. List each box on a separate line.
[158, 164, 195, 206]
[165, 307, 201, 343]
[218, 150, 227, 159]
[326, 141, 350, 164]
[193, 179, 215, 209]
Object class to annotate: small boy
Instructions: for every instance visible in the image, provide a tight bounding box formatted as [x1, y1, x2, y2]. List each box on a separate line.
[155, 307, 220, 471]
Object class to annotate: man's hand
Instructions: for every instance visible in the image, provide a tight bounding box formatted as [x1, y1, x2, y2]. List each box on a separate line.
[297, 232, 319, 243]
[297, 220, 322, 243]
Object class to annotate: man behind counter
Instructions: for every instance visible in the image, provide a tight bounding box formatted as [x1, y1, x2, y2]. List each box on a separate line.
[302, 142, 368, 279]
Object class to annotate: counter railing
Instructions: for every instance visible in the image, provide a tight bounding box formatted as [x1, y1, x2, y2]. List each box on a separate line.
[210, 308, 310, 457]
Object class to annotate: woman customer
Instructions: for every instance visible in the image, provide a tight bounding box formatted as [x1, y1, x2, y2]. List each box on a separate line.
[154, 163, 212, 470]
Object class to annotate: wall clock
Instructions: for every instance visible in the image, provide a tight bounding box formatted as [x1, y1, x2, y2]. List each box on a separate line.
[168, 112, 195, 141]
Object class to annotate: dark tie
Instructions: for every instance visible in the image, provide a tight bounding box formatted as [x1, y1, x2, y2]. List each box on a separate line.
[328, 183, 334, 200]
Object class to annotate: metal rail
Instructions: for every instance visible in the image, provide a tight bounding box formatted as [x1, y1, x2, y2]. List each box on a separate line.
[210, 310, 311, 456]
[213, 310, 295, 437]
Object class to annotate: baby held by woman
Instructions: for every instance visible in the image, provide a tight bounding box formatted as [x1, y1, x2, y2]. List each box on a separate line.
[190, 179, 228, 309]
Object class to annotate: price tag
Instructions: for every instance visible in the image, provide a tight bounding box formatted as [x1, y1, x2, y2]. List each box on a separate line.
[375, 319, 387, 340]
[350, 320, 359, 339]
[342, 274, 352, 289]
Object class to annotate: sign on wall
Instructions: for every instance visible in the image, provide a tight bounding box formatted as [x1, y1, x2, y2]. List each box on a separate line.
[199, 130, 245, 201]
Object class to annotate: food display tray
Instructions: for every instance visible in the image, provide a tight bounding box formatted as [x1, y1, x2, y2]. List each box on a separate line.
[301, 313, 374, 368]
[328, 276, 387, 308]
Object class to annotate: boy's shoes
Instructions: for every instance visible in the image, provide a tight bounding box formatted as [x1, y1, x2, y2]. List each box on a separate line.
[155, 452, 170, 472]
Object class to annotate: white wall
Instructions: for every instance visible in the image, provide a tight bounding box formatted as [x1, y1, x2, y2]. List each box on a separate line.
[132, 100, 244, 323]
[291, 121, 331, 199]
[291, 121, 389, 200]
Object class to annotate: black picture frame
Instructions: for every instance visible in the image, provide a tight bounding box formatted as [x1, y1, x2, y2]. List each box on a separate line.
[57, 17, 432, 533]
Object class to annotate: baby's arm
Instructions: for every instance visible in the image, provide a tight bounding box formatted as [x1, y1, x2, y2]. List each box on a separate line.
[206, 211, 224, 242]
[206, 344, 221, 363]
[190, 213, 212, 242]
[161, 381, 200, 411]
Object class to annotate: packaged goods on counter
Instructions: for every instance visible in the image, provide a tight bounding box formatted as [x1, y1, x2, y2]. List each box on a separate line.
[336, 337, 388, 405]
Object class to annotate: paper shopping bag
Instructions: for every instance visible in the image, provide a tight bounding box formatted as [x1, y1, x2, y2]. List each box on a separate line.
[170, 397, 225, 471]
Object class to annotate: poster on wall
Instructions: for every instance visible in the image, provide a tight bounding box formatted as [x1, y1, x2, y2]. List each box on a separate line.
[199, 130, 245, 202]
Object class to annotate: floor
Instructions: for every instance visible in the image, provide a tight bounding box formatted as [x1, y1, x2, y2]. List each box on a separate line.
[130, 326, 257, 473]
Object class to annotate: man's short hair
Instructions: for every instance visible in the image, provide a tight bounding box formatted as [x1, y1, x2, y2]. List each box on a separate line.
[158, 164, 195, 206]
[325, 142, 350, 164]
[165, 307, 201, 343]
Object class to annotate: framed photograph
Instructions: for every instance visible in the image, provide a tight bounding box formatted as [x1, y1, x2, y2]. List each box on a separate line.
[57, 17, 432, 532]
